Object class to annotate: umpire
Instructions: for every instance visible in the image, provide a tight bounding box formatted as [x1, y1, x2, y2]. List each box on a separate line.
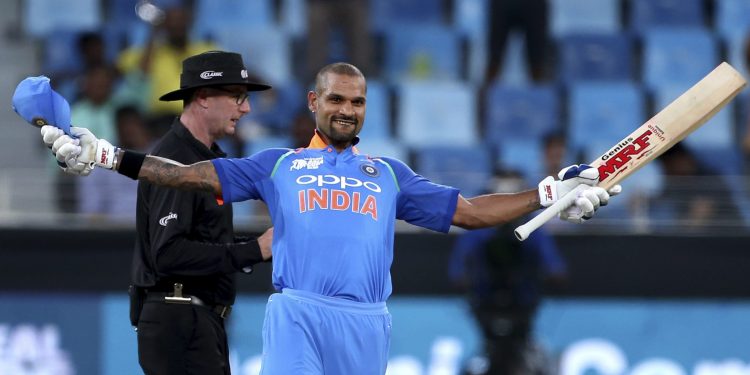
[131, 51, 273, 374]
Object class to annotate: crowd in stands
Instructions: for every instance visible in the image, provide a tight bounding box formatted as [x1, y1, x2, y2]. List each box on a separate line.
[22, 0, 750, 231]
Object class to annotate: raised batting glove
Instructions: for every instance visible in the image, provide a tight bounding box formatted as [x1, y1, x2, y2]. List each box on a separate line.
[41, 125, 90, 176]
[538, 164, 622, 223]
[54, 127, 116, 174]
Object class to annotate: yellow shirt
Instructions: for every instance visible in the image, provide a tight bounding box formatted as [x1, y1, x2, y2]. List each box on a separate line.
[117, 41, 217, 116]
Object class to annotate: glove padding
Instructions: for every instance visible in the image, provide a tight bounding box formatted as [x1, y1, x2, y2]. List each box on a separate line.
[41, 125, 116, 176]
[41, 125, 90, 176]
[538, 164, 622, 223]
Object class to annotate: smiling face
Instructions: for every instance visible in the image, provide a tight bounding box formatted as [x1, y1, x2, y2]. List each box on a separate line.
[308, 71, 367, 151]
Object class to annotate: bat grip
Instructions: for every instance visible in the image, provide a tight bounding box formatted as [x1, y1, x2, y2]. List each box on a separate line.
[514, 184, 589, 241]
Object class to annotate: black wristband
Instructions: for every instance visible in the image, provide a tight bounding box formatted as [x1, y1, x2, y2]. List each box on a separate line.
[118, 150, 147, 180]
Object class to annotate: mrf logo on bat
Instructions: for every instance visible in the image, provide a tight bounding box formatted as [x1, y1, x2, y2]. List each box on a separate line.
[597, 123, 665, 182]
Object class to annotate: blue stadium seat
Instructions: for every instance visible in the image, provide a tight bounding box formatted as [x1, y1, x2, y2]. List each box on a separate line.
[356, 139, 408, 162]
[725, 31, 750, 85]
[484, 84, 561, 147]
[280, 0, 307, 37]
[242, 80, 305, 133]
[242, 136, 293, 158]
[642, 28, 718, 91]
[24, 0, 101, 38]
[557, 33, 635, 83]
[212, 26, 293, 85]
[357, 80, 392, 141]
[412, 145, 493, 197]
[653, 85, 735, 150]
[568, 82, 646, 157]
[550, 0, 621, 37]
[42, 30, 84, 75]
[629, 0, 705, 31]
[453, 0, 488, 83]
[371, 0, 445, 33]
[193, 0, 273, 40]
[383, 24, 463, 82]
[715, 0, 750, 38]
[396, 81, 479, 147]
[496, 139, 546, 185]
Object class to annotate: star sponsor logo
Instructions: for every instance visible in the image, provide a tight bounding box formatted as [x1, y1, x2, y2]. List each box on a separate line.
[290, 157, 324, 171]
[159, 212, 178, 227]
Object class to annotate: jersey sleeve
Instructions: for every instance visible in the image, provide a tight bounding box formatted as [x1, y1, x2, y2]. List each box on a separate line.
[379, 157, 459, 233]
[212, 148, 291, 203]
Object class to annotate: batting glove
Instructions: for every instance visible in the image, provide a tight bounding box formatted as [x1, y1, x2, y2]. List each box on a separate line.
[41, 125, 90, 176]
[51, 126, 117, 175]
[538, 164, 622, 223]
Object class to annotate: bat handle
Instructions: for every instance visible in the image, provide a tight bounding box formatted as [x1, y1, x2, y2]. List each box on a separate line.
[514, 184, 589, 241]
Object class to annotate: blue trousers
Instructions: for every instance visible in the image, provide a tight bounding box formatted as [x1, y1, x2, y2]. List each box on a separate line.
[260, 289, 392, 374]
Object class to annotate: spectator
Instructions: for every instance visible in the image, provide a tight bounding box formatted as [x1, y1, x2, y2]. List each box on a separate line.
[542, 132, 569, 178]
[485, 0, 551, 83]
[117, 1, 217, 135]
[50, 31, 109, 101]
[305, 0, 374, 81]
[651, 143, 742, 229]
[450, 170, 567, 375]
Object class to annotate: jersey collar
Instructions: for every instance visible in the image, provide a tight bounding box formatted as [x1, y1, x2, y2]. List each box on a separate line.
[306, 130, 360, 154]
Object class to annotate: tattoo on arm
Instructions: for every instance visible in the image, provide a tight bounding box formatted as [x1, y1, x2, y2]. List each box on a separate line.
[140, 156, 222, 194]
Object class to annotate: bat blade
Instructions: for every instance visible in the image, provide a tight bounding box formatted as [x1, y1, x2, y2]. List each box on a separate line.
[515, 61, 747, 241]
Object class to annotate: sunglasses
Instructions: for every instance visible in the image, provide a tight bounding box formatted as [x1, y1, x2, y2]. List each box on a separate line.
[208, 87, 250, 106]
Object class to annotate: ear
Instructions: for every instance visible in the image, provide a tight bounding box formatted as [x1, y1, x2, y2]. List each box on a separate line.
[307, 91, 317, 113]
[194, 88, 210, 108]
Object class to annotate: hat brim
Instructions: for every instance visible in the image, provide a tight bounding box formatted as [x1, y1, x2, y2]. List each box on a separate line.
[159, 81, 272, 102]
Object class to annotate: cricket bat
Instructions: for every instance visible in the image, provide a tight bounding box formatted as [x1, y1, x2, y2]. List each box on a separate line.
[514, 61, 747, 241]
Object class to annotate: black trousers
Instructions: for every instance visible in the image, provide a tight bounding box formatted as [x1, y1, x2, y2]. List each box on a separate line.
[137, 301, 230, 375]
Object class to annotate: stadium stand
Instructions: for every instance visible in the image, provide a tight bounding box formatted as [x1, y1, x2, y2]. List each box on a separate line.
[550, 0, 621, 36]
[641, 27, 719, 91]
[412, 144, 493, 197]
[557, 33, 635, 83]
[484, 83, 561, 146]
[567, 81, 646, 157]
[628, 0, 706, 31]
[396, 81, 478, 147]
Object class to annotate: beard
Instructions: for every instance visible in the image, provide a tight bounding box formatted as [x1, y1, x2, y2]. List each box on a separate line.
[324, 116, 359, 144]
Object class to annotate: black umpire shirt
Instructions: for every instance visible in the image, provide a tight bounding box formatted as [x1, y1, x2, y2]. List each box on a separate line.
[131, 119, 264, 307]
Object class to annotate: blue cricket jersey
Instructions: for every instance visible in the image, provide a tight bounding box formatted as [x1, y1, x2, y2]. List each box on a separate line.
[212, 133, 459, 303]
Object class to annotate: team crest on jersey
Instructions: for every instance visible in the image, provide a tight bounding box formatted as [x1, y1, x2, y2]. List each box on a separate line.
[360, 163, 379, 177]
[290, 157, 324, 171]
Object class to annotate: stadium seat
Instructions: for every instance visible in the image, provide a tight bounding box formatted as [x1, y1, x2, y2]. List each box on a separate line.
[412, 145, 493, 197]
[715, 0, 750, 38]
[557, 33, 635, 83]
[496, 139, 546, 185]
[550, 0, 621, 37]
[193, 0, 273, 40]
[453, 0, 488, 83]
[396, 81, 479, 147]
[279, 0, 307, 37]
[383, 24, 463, 82]
[370, 0, 445, 33]
[568, 82, 646, 157]
[356, 139, 408, 162]
[724, 31, 750, 85]
[558, 33, 635, 84]
[641, 28, 718, 91]
[212, 26, 293, 85]
[357, 80, 392, 141]
[24, 0, 101, 38]
[242, 80, 306, 133]
[242, 136, 293, 158]
[628, 0, 705, 31]
[653, 85, 735, 150]
[484, 84, 561, 147]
